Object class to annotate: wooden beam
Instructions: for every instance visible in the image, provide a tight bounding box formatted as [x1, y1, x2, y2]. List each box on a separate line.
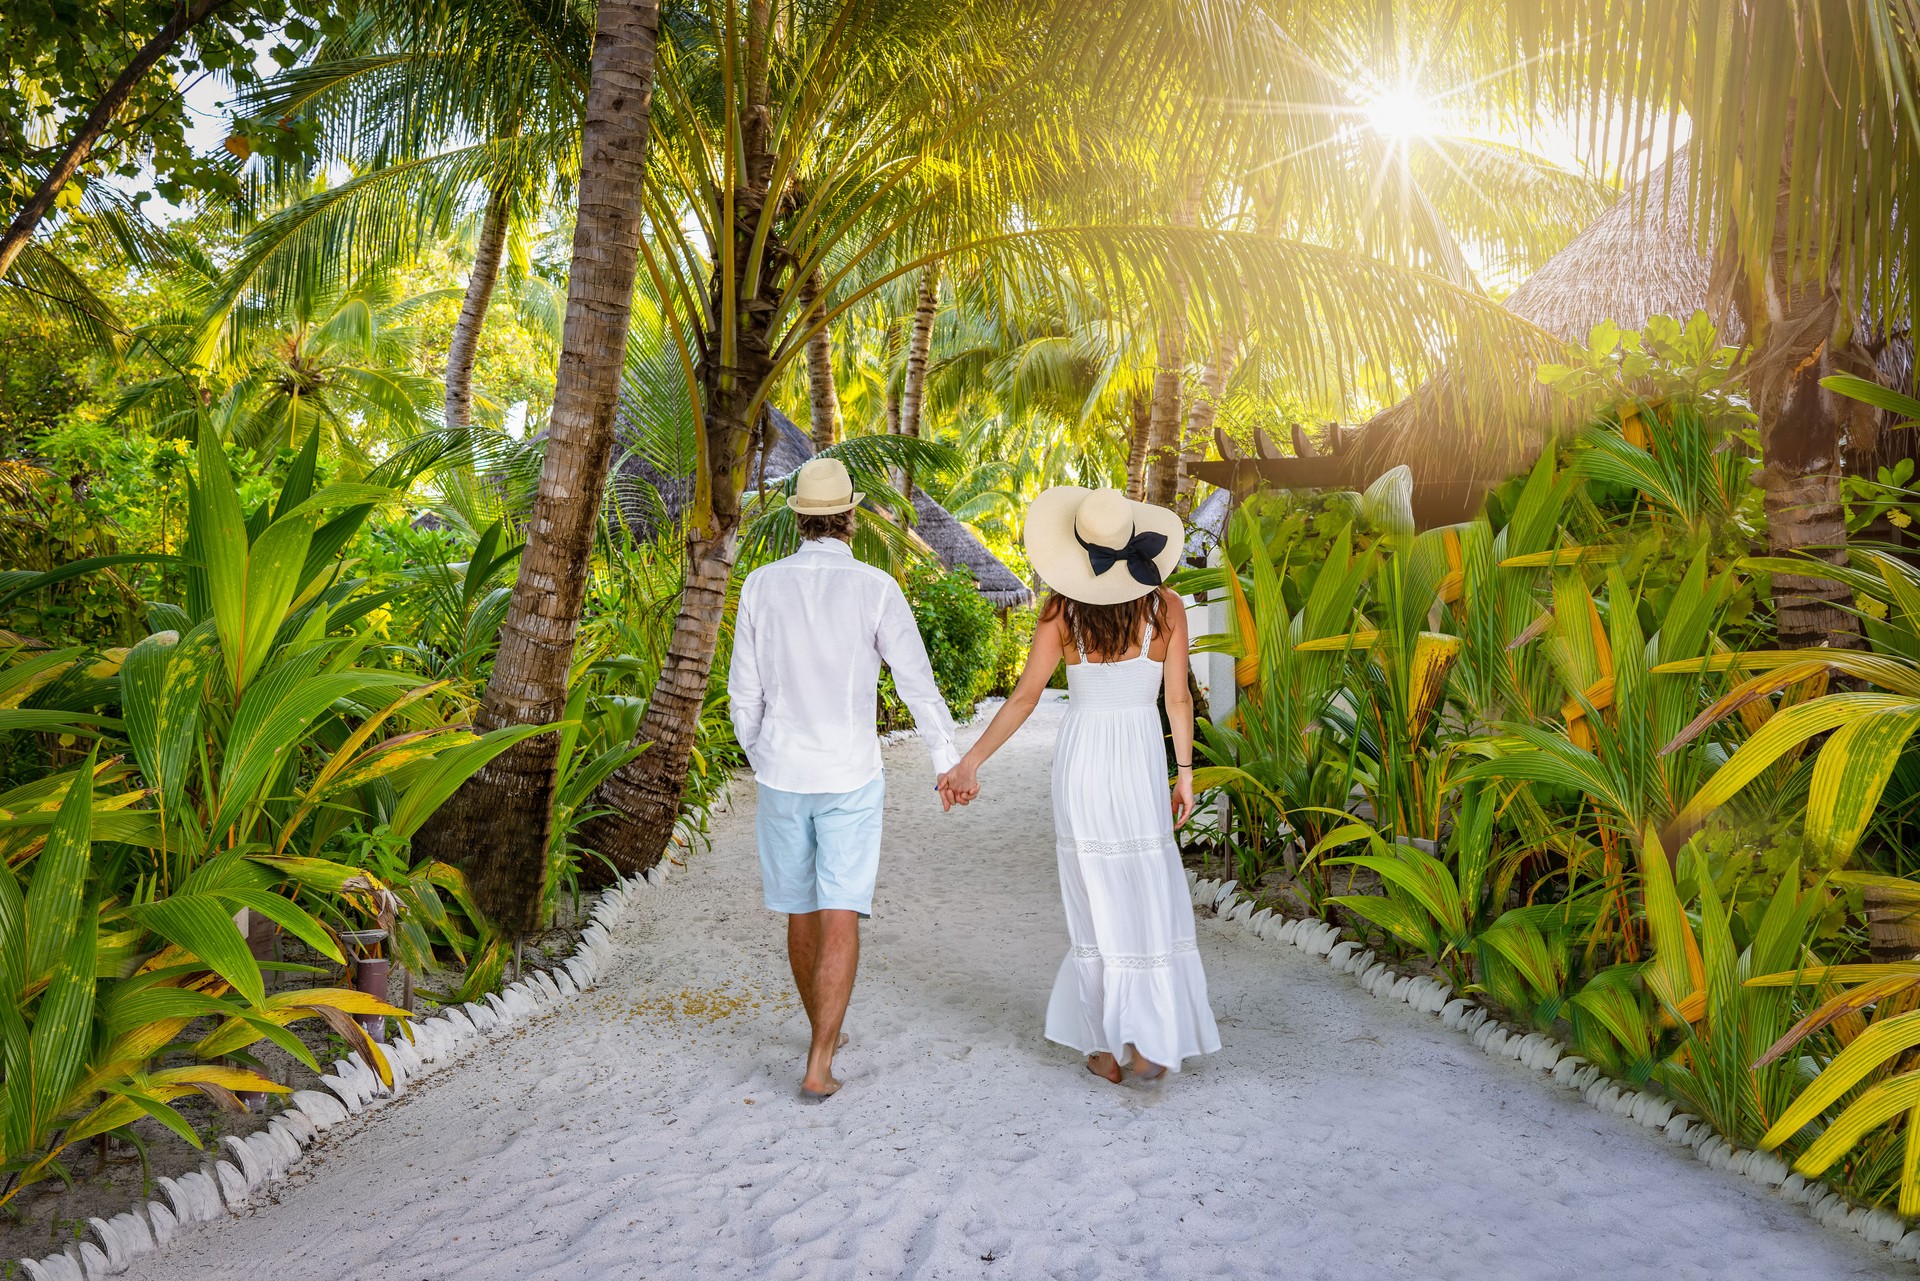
[1187, 455, 1364, 492]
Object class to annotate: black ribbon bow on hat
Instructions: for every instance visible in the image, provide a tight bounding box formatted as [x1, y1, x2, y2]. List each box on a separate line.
[1076, 527, 1168, 586]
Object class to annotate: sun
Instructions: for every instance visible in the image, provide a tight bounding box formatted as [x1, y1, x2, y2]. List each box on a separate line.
[1364, 83, 1442, 139]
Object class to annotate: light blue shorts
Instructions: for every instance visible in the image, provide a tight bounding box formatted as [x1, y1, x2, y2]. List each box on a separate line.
[755, 774, 886, 916]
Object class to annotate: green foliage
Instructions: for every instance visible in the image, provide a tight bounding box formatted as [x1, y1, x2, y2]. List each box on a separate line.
[0, 425, 585, 1192]
[1536, 312, 1747, 409]
[985, 606, 1037, 699]
[0, 762, 404, 1208]
[1187, 314, 1920, 1218]
[1, 0, 338, 208]
[879, 563, 1003, 727]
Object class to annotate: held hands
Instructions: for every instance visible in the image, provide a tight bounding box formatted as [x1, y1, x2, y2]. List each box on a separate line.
[936, 759, 981, 812]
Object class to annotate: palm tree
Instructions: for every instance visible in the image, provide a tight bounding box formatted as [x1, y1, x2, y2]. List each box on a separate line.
[895, 265, 941, 500]
[1491, 1, 1917, 647]
[112, 245, 449, 468]
[210, 0, 590, 436]
[799, 270, 842, 449]
[429, 0, 662, 931]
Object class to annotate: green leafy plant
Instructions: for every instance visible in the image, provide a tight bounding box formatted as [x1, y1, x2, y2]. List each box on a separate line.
[0, 762, 405, 1208]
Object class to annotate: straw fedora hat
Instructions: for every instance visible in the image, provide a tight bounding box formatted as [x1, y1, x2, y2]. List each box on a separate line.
[785, 457, 864, 516]
[1023, 487, 1183, 606]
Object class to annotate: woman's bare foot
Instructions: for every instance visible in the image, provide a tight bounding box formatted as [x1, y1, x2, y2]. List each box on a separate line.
[1130, 1055, 1167, 1081]
[1086, 1052, 1123, 1083]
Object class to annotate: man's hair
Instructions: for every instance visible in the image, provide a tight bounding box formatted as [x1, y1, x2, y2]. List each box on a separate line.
[797, 509, 856, 541]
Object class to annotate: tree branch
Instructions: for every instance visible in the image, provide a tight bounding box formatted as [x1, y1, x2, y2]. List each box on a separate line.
[0, 0, 237, 282]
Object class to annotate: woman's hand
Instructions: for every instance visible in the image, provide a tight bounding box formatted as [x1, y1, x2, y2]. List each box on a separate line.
[937, 758, 981, 811]
[1171, 770, 1195, 828]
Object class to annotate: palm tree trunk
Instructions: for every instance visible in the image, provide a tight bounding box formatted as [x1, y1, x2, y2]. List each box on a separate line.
[578, 0, 778, 876]
[895, 265, 939, 500]
[1144, 178, 1203, 509]
[900, 267, 939, 438]
[1124, 388, 1152, 500]
[1175, 331, 1235, 518]
[1143, 319, 1184, 507]
[413, 0, 662, 933]
[1755, 333, 1868, 648]
[443, 182, 514, 435]
[801, 270, 841, 450]
[0, 0, 235, 283]
[1731, 172, 1874, 651]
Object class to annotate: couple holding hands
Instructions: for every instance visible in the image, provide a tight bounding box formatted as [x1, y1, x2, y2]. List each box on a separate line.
[728, 458, 1220, 1100]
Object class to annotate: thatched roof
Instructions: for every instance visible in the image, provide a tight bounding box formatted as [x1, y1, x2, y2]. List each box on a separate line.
[1192, 148, 1912, 527]
[1499, 152, 1742, 345]
[1343, 152, 1747, 522]
[613, 405, 1031, 608]
[909, 491, 1033, 607]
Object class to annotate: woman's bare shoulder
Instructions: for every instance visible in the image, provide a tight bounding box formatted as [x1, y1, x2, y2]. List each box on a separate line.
[1159, 587, 1188, 627]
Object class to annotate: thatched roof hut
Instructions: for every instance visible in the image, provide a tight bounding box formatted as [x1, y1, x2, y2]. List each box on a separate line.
[613, 406, 1032, 608]
[908, 490, 1033, 607]
[1190, 150, 1912, 527]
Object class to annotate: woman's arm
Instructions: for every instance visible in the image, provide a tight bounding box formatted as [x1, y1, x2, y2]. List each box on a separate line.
[936, 611, 1065, 809]
[1161, 589, 1196, 827]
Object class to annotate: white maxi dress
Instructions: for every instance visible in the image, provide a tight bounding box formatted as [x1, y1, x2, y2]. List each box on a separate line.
[1044, 625, 1221, 1071]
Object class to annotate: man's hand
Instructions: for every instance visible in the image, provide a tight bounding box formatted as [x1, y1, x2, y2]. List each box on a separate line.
[936, 763, 980, 811]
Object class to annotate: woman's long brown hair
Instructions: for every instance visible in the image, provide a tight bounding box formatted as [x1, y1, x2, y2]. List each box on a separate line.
[1041, 590, 1168, 663]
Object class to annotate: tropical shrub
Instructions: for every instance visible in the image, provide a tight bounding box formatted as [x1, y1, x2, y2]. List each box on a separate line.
[880, 563, 1003, 727]
[0, 425, 573, 1187]
[1185, 317, 1920, 1220]
[0, 762, 403, 1208]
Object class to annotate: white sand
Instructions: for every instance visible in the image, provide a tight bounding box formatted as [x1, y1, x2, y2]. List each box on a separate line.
[137, 693, 1906, 1280]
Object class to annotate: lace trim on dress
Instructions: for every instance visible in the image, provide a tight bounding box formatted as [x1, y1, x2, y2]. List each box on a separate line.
[1066, 939, 1198, 969]
[1058, 834, 1173, 858]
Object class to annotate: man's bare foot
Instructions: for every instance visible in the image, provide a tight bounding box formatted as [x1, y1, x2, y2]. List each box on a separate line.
[799, 1072, 841, 1101]
[838, 1031, 849, 1049]
[1086, 1052, 1123, 1083]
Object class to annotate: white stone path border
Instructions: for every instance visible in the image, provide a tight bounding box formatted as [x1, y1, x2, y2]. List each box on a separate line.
[1185, 869, 1920, 1268]
[15, 862, 675, 1281]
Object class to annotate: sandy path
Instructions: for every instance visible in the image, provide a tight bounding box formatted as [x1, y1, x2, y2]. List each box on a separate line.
[137, 694, 1904, 1280]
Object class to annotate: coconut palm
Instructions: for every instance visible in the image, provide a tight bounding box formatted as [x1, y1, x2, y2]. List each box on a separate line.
[208, 0, 591, 435]
[112, 245, 449, 469]
[1484, 1, 1919, 648]
[544, 0, 1579, 897]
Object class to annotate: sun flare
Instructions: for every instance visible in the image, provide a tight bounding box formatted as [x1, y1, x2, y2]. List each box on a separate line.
[1364, 83, 1441, 139]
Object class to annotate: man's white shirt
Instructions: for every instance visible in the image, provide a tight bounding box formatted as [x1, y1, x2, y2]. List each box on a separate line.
[728, 538, 960, 793]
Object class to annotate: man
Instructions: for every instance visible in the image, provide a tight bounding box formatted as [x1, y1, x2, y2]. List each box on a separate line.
[728, 456, 960, 1100]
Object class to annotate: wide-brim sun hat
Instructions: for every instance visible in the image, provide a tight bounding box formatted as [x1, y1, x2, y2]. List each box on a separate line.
[1023, 486, 1183, 606]
[786, 456, 864, 515]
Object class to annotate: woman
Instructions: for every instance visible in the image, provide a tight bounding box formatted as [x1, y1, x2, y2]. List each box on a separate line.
[938, 487, 1221, 1082]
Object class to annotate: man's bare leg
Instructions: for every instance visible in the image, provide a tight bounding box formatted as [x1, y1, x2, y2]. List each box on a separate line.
[799, 909, 859, 1096]
[787, 913, 850, 1052]
[787, 913, 822, 1025]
